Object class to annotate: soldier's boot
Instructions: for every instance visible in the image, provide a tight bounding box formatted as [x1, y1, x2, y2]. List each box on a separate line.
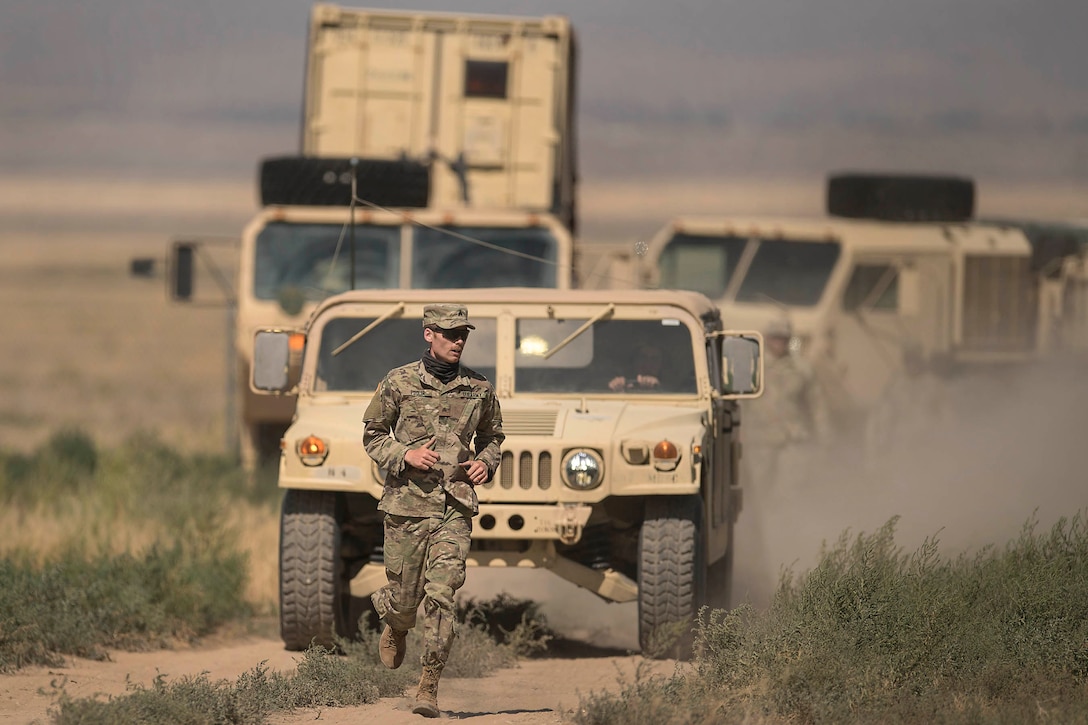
[379, 625, 407, 670]
[412, 664, 442, 718]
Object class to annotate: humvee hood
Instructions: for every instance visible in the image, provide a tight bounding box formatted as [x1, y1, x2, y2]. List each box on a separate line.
[286, 400, 369, 443]
[497, 399, 704, 441]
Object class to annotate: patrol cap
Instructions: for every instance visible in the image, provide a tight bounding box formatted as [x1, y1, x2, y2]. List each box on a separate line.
[423, 303, 475, 330]
[764, 317, 793, 339]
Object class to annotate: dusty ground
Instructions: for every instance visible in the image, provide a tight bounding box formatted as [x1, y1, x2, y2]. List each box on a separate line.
[0, 628, 677, 725]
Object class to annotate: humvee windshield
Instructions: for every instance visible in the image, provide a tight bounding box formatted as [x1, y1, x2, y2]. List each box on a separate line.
[515, 318, 697, 394]
[314, 317, 498, 392]
[311, 314, 697, 395]
[659, 233, 841, 307]
[255, 223, 560, 302]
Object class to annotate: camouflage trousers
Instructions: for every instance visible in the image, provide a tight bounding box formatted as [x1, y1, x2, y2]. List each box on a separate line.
[371, 506, 471, 669]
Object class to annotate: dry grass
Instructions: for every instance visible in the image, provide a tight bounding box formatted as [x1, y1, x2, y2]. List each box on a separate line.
[0, 228, 233, 453]
[0, 498, 280, 610]
[2, 170, 1085, 451]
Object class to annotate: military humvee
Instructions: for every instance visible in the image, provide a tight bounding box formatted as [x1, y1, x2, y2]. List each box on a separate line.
[251, 288, 762, 657]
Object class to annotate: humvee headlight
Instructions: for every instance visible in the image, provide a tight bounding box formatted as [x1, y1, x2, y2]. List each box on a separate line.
[296, 435, 329, 466]
[562, 449, 603, 490]
[652, 439, 681, 472]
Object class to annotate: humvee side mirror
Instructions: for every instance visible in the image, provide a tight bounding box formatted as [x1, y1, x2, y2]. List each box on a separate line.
[170, 242, 196, 301]
[720, 332, 763, 398]
[252, 330, 305, 393]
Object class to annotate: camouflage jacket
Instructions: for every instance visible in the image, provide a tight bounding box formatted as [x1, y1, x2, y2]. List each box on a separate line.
[743, 352, 830, 446]
[363, 359, 505, 517]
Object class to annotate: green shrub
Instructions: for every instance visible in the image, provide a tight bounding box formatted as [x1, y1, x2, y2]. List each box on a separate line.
[0, 428, 98, 503]
[51, 665, 284, 725]
[575, 512, 1088, 725]
[0, 429, 280, 513]
[458, 593, 554, 659]
[48, 608, 545, 724]
[0, 543, 249, 672]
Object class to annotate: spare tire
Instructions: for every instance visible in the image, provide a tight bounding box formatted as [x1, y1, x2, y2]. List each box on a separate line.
[827, 173, 975, 222]
[260, 156, 431, 208]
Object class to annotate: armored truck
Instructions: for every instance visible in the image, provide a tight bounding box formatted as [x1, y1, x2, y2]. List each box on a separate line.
[250, 288, 762, 656]
[170, 4, 581, 472]
[638, 175, 1087, 419]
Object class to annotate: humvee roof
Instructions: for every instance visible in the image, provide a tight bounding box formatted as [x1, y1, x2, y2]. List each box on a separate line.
[303, 286, 723, 328]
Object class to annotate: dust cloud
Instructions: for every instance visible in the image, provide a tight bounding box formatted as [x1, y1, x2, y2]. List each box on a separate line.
[733, 359, 1088, 608]
[457, 362, 1087, 648]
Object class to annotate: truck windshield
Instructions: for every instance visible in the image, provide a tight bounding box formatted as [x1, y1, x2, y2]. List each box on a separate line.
[254, 222, 400, 301]
[734, 238, 840, 306]
[314, 317, 498, 392]
[658, 233, 749, 300]
[658, 233, 840, 307]
[515, 318, 697, 394]
[413, 226, 559, 288]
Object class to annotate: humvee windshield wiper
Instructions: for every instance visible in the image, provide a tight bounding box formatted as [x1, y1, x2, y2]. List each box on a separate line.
[332, 302, 406, 357]
[543, 303, 615, 360]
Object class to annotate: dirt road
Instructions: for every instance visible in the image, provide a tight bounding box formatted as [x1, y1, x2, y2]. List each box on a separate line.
[0, 633, 676, 725]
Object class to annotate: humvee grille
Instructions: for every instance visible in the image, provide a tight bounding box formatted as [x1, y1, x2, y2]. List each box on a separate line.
[962, 255, 1036, 352]
[501, 409, 559, 436]
[488, 450, 553, 490]
[499, 452, 514, 489]
[539, 451, 552, 489]
[519, 452, 532, 489]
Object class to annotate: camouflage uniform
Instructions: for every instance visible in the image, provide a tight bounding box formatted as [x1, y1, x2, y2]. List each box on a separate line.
[743, 330, 829, 489]
[363, 305, 504, 670]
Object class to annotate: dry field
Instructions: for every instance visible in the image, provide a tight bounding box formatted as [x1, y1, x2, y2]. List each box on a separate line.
[2, 172, 1087, 454]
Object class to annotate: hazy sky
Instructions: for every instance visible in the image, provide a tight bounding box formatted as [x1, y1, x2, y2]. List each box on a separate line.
[2, 0, 1087, 182]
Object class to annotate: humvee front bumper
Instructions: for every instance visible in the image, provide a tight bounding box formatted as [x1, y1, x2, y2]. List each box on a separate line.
[474, 502, 592, 544]
[348, 535, 639, 604]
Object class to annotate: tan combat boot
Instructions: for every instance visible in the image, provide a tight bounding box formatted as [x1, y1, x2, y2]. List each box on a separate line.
[378, 625, 407, 669]
[412, 665, 442, 718]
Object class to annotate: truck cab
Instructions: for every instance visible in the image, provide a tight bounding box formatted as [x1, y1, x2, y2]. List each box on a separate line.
[169, 3, 581, 472]
[644, 215, 1037, 413]
[234, 204, 574, 469]
[635, 174, 1088, 435]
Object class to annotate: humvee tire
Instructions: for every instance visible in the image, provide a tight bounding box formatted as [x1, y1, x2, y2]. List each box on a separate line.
[638, 496, 707, 659]
[827, 173, 975, 222]
[259, 156, 431, 208]
[280, 489, 344, 650]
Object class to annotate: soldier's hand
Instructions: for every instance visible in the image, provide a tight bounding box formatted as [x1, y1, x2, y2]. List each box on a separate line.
[405, 436, 439, 470]
[460, 459, 490, 485]
[608, 376, 626, 391]
[636, 374, 660, 388]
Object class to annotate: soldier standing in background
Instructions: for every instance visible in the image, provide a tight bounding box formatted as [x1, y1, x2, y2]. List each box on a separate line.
[743, 317, 830, 489]
[363, 304, 504, 718]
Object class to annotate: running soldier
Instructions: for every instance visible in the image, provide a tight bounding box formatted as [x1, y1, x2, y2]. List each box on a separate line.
[363, 303, 504, 717]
